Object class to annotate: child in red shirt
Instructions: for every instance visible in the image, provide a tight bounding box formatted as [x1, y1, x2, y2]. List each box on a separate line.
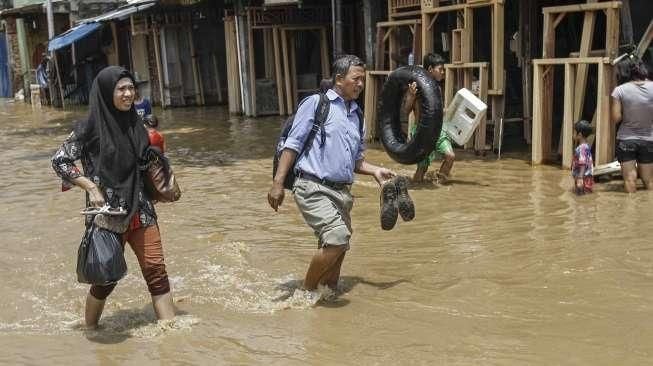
[144, 115, 164, 152]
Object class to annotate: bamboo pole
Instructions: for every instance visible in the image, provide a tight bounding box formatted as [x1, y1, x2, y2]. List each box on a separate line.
[152, 25, 166, 108]
[53, 51, 65, 108]
[187, 27, 203, 105]
[562, 63, 576, 168]
[272, 27, 285, 115]
[281, 29, 293, 113]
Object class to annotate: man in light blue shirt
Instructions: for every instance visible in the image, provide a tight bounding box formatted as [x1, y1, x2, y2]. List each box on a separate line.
[268, 55, 395, 292]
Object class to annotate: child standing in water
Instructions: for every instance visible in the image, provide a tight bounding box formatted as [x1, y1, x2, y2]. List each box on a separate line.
[571, 120, 594, 195]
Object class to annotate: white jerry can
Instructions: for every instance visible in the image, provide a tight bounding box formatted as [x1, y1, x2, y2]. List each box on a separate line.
[442, 88, 487, 146]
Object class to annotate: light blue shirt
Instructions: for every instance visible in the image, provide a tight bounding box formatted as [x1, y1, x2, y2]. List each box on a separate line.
[282, 89, 365, 183]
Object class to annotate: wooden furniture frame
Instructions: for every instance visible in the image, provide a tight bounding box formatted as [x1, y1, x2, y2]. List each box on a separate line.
[532, 58, 613, 167]
[542, 1, 621, 124]
[243, 7, 331, 116]
[421, 0, 504, 94]
[375, 18, 422, 71]
[363, 70, 391, 142]
[388, 0, 422, 19]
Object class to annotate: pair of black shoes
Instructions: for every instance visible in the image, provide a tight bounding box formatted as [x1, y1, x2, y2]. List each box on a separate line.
[380, 176, 415, 230]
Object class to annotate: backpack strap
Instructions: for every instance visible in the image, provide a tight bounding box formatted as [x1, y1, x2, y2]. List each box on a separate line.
[297, 93, 330, 158]
[355, 107, 364, 139]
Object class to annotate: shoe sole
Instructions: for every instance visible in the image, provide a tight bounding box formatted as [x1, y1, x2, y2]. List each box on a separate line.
[380, 180, 398, 231]
[395, 176, 415, 221]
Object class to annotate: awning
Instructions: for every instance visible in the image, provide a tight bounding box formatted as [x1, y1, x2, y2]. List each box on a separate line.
[48, 22, 103, 52]
[47, 0, 157, 52]
[0, 1, 68, 18]
[83, 1, 157, 23]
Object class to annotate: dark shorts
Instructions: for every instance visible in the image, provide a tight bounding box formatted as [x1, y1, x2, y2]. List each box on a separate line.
[616, 139, 653, 164]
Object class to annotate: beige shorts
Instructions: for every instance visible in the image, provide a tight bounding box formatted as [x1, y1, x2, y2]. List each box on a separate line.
[293, 177, 353, 249]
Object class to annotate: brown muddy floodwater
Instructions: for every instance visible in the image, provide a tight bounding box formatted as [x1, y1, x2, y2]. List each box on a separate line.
[1, 99, 652, 365]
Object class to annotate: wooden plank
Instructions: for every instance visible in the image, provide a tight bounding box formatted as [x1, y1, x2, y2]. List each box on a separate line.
[389, 25, 397, 70]
[445, 61, 490, 68]
[462, 6, 473, 62]
[532, 57, 609, 65]
[635, 20, 653, 58]
[531, 64, 544, 164]
[463, 68, 473, 150]
[542, 1, 621, 14]
[542, 12, 555, 58]
[491, 0, 504, 91]
[247, 15, 257, 116]
[320, 27, 330, 78]
[595, 63, 613, 165]
[375, 27, 386, 70]
[542, 66, 553, 163]
[272, 27, 285, 115]
[619, 0, 633, 46]
[562, 63, 576, 168]
[422, 1, 497, 14]
[451, 29, 463, 63]
[377, 19, 422, 27]
[474, 64, 489, 152]
[444, 67, 455, 108]
[187, 28, 203, 105]
[568, 49, 607, 57]
[421, 12, 434, 57]
[281, 29, 293, 113]
[605, 7, 620, 59]
[413, 23, 422, 64]
[363, 72, 377, 141]
[553, 13, 566, 29]
[573, 10, 596, 122]
[53, 52, 66, 109]
[290, 32, 298, 108]
[152, 26, 166, 109]
[110, 22, 119, 65]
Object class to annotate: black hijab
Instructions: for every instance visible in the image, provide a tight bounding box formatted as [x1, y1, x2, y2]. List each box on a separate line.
[75, 66, 149, 226]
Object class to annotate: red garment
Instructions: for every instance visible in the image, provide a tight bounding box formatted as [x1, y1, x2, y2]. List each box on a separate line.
[148, 128, 165, 152]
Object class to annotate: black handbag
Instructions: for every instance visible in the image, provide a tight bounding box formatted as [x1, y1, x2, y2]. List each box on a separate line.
[77, 225, 127, 285]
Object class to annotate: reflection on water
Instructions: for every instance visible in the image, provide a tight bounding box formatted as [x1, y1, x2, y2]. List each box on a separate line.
[1, 99, 652, 365]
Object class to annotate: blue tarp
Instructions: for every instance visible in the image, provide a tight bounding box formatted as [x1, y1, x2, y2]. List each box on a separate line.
[48, 22, 103, 52]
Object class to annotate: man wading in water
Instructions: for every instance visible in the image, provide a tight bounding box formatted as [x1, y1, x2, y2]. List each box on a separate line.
[268, 55, 395, 292]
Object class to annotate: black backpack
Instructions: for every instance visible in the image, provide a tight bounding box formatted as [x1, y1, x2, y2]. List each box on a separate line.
[273, 93, 364, 190]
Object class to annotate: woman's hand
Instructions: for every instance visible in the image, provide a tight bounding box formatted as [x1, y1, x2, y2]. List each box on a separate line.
[88, 185, 106, 207]
[407, 82, 417, 96]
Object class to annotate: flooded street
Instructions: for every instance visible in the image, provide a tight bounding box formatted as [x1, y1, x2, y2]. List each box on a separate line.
[1, 99, 652, 365]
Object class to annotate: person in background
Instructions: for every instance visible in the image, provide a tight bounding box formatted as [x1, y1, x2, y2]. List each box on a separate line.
[403, 53, 455, 184]
[36, 54, 50, 105]
[134, 83, 152, 122]
[571, 120, 594, 195]
[134, 83, 162, 152]
[611, 56, 653, 193]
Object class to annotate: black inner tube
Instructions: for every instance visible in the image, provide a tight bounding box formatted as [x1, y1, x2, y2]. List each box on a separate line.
[378, 66, 443, 165]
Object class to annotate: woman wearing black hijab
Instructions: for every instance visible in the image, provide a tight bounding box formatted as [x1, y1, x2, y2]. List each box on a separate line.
[52, 66, 175, 329]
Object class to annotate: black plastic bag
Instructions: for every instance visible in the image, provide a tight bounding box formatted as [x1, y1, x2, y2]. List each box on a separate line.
[77, 225, 127, 285]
